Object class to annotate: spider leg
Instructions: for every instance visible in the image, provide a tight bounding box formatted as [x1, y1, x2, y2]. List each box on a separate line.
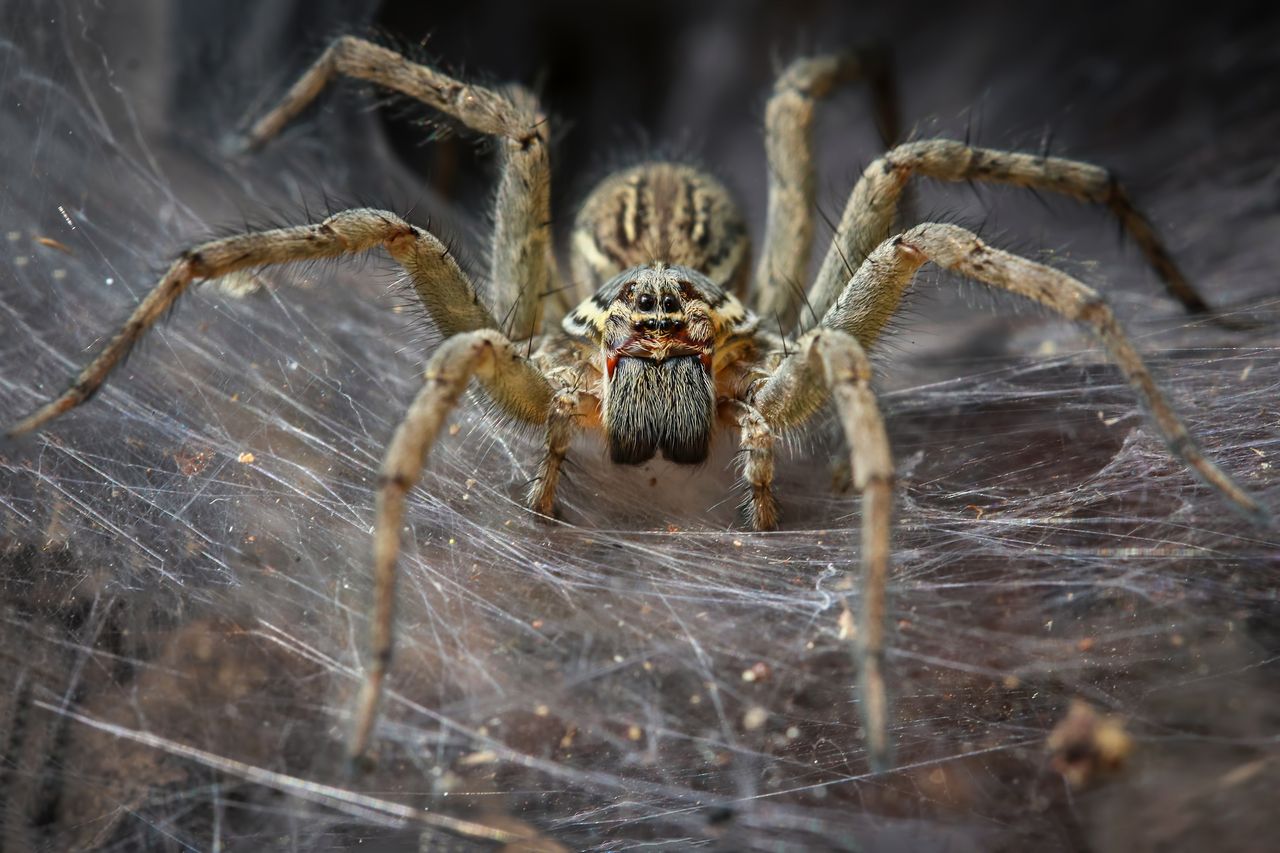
[246, 36, 555, 342]
[826, 221, 1267, 523]
[755, 49, 899, 329]
[528, 387, 580, 518]
[804, 139, 1221, 334]
[354, 329, 553, 764]
[724, 400, 779, 530]
[752, 328, 895, 770]
[5, 209, 511, 438]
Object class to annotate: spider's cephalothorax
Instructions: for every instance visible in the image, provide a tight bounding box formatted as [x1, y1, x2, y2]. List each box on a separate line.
[563, 260, 757, 465]
[561, 162, 758, 466]
[9, 36, 1264, 775]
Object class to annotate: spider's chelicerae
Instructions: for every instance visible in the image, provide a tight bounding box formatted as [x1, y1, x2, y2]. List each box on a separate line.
[8, 37, 1266, 771]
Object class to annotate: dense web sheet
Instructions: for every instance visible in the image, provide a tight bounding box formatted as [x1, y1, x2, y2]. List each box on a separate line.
[2, 2, 1278, 851]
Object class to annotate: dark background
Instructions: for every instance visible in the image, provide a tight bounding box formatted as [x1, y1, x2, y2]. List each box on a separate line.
[1, 1, 1278, 851]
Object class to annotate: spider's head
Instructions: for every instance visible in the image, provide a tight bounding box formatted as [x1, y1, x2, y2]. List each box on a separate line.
[564, 263, 756, 466]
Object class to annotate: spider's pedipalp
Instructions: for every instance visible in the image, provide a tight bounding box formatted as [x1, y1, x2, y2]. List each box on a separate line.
[828, 222, 1268, 524]
[804, 139, 1223, 336]
[528, 387, 583, 518]
[355, 328, 554, 763]
[727, 400, 779, 531]
[246, 36, 554, 342]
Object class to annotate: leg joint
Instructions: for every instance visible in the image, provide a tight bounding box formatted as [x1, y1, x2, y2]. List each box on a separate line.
[70, 379, 98, 403]
[862, 472, 896, 491]
[180, 249, 210, 277]
[370, 645, 393, 669]
[1076, 295, 1114, 327]
[1166, 432, 1195, 458]
[377, 472, 413, 490]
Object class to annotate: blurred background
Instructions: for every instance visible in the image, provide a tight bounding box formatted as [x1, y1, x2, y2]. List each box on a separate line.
[1, 1, 1278, 850]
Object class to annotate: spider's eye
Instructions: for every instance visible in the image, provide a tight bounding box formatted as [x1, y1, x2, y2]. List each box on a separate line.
[662, 295, 680, 313]
[636, 293, 656, 311]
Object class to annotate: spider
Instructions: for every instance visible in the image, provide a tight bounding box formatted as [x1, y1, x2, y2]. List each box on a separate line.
[6, 37, 1266, 773]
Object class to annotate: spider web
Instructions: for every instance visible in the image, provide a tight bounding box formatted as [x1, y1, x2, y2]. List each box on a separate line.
[2, 2, 1278, 851]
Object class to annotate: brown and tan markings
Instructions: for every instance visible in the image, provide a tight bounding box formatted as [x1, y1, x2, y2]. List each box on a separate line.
[8, 36, 1266, 782]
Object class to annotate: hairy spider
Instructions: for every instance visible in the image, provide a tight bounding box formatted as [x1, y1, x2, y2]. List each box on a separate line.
[7, 37, 1266, 772]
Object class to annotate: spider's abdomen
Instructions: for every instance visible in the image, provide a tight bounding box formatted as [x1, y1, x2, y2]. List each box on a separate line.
[605, 355, 714, 465]
[571, 162, 750, 296]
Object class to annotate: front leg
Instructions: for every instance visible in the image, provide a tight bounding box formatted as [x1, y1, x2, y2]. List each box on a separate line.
[752, 328, 895, 770]
[355, 329, 554, 764]
[822, 222, 1265, 524]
